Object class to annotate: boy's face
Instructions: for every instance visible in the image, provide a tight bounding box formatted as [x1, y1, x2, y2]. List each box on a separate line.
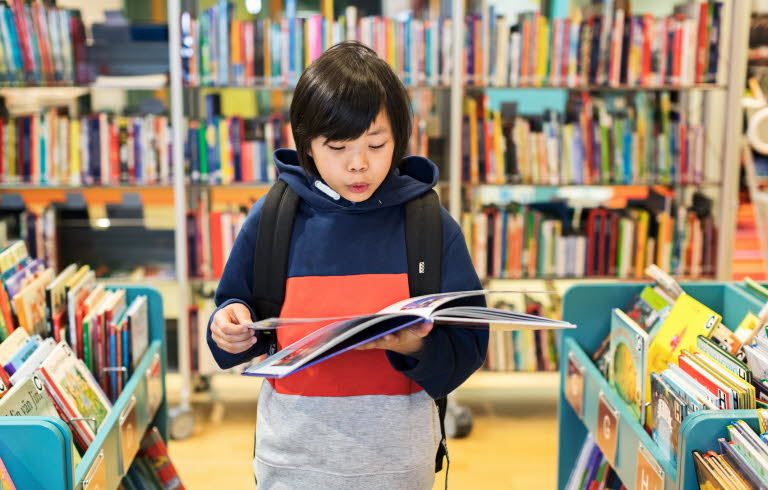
[308, 108, 394, 203]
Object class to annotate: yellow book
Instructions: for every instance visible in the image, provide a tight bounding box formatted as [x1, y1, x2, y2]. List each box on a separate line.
[466, 98, 479, 184]
[264, 19, 271, 85]
[647, 293, 721, 378]
[219, 120, 232, 184]
[65, 265, 90, 291]
[536, 17, 549, 86]
[69, 118, 80, 185]
[387, 19, 395, 68]
[633, 209, 650, 278]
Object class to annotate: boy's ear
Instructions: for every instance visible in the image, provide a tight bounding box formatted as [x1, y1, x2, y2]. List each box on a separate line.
[306, 146, 313, 158]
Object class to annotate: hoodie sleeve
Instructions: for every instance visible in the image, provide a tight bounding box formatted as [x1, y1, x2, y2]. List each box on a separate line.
[386, 209, 489, 399]
[206, 197, 274, 369]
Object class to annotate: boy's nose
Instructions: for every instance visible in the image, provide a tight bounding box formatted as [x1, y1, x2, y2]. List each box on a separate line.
[348, 153, 368, 172]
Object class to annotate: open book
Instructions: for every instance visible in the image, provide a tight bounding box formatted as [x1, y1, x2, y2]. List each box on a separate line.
[242, 290, 575, 378]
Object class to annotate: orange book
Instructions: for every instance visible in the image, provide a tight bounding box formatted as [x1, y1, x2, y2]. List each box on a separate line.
[520, 17, 530, 85]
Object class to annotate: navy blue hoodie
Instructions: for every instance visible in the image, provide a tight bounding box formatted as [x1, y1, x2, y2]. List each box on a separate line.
[207, 148, 488, 400]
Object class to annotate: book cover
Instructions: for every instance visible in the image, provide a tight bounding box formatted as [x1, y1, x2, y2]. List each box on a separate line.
[38, 341, 111, 446]
[608, 308, 648, 423]
[650, 372, 687, 466]
[0, 371, 57, 419]
[0, 328, 28, 367]
[647, 293, 721, 376]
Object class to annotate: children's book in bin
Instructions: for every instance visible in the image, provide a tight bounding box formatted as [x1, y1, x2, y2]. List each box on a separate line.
[608, 308, 648, 424]
[242, 290, 575, 378]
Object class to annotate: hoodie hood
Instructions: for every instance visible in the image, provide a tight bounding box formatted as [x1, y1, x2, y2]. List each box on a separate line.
[273, 149, 439, 213]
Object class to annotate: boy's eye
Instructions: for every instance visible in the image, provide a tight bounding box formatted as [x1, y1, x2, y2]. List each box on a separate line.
[369, 143, 385, 150]
[327, 145, 345, 151]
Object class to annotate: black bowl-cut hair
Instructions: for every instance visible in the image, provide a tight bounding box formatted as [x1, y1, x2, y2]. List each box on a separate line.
[289, 41, 412, 176]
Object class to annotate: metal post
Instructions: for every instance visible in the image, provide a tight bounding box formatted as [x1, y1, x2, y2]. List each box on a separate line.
[167, 0, 191, 414]
[448, 0, 465, 220]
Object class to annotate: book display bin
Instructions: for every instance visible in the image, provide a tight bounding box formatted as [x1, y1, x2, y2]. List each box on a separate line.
[0, 286, 167, 490]
[557, 282, 767, 489]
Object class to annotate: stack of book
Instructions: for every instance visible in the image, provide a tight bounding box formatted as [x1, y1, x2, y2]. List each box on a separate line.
[180, 2, 454, 87]
[470, 1, 725, 87]
[185, 108, 288, 186]
[587, 269, 768, 472]
[0, 241, 152, 452]
[0, 0, 89, 86]
[464, 190, 716, 280]
[0, 110, 172, 186]
[692, 410, 768, 488]
[462, 91, 708, 186]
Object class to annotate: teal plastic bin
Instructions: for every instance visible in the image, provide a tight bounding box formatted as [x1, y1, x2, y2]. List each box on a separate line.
[557, 282, 767, 490]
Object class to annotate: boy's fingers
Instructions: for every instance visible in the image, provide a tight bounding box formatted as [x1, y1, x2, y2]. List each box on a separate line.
[409, 323, 433, 338]
[218, 322, 250, 336]
[212, 333, 257, 353]
[217, 327, 253, 342]
[228, 303, 254, 325]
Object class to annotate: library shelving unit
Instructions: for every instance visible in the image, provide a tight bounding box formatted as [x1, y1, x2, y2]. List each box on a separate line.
[0, 285, 167, 490]
[557, 281, 766, 489]
[455, 0, 752, 284]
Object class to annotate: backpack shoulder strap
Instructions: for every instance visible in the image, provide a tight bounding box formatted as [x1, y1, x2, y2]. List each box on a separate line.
[404, 188, 442, 298]
[252, 180, 299, 320]
[404, 188, 448, 474]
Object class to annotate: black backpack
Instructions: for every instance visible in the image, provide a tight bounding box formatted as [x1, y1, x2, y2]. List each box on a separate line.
[251, 179, 449, 473]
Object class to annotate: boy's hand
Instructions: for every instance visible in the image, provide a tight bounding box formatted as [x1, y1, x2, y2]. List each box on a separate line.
[211, 302, 257, 354]
[356, 322, 433, 356]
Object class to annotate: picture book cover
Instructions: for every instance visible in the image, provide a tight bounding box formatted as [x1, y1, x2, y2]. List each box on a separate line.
[244, 290, 575, 378]
[697, 335, 752, 383]
[12, 267, 54, 336]
[4, 335, 41, 375]
[0, 372, 58, 418]
[650, 372, 687, 467]
[37, 341, 111, 446]
[608, 308, 648, 423]
[0, 328, 29, 366]
[647, 293, 721, 388]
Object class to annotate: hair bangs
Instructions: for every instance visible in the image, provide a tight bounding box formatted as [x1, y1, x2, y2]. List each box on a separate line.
[312, 77, 386, 144]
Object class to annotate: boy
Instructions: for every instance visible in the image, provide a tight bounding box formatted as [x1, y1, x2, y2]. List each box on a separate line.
[208, 41, 488, 489]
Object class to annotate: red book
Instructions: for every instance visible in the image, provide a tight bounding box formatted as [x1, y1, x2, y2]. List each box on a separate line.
[607, 211, 618, 277]
[32, 4, 53, 82]
[110, 123, 120, 184]
[9, 0, 34, 76]
[0, 365, 11, 399]
[560, 18, 570, 86]
[641, 14, 653, 85]
[695, 3, 709, 83]
[672, 15, 684, 85]
[210, 211, 224, 279]
[140, 427, 186, 489]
